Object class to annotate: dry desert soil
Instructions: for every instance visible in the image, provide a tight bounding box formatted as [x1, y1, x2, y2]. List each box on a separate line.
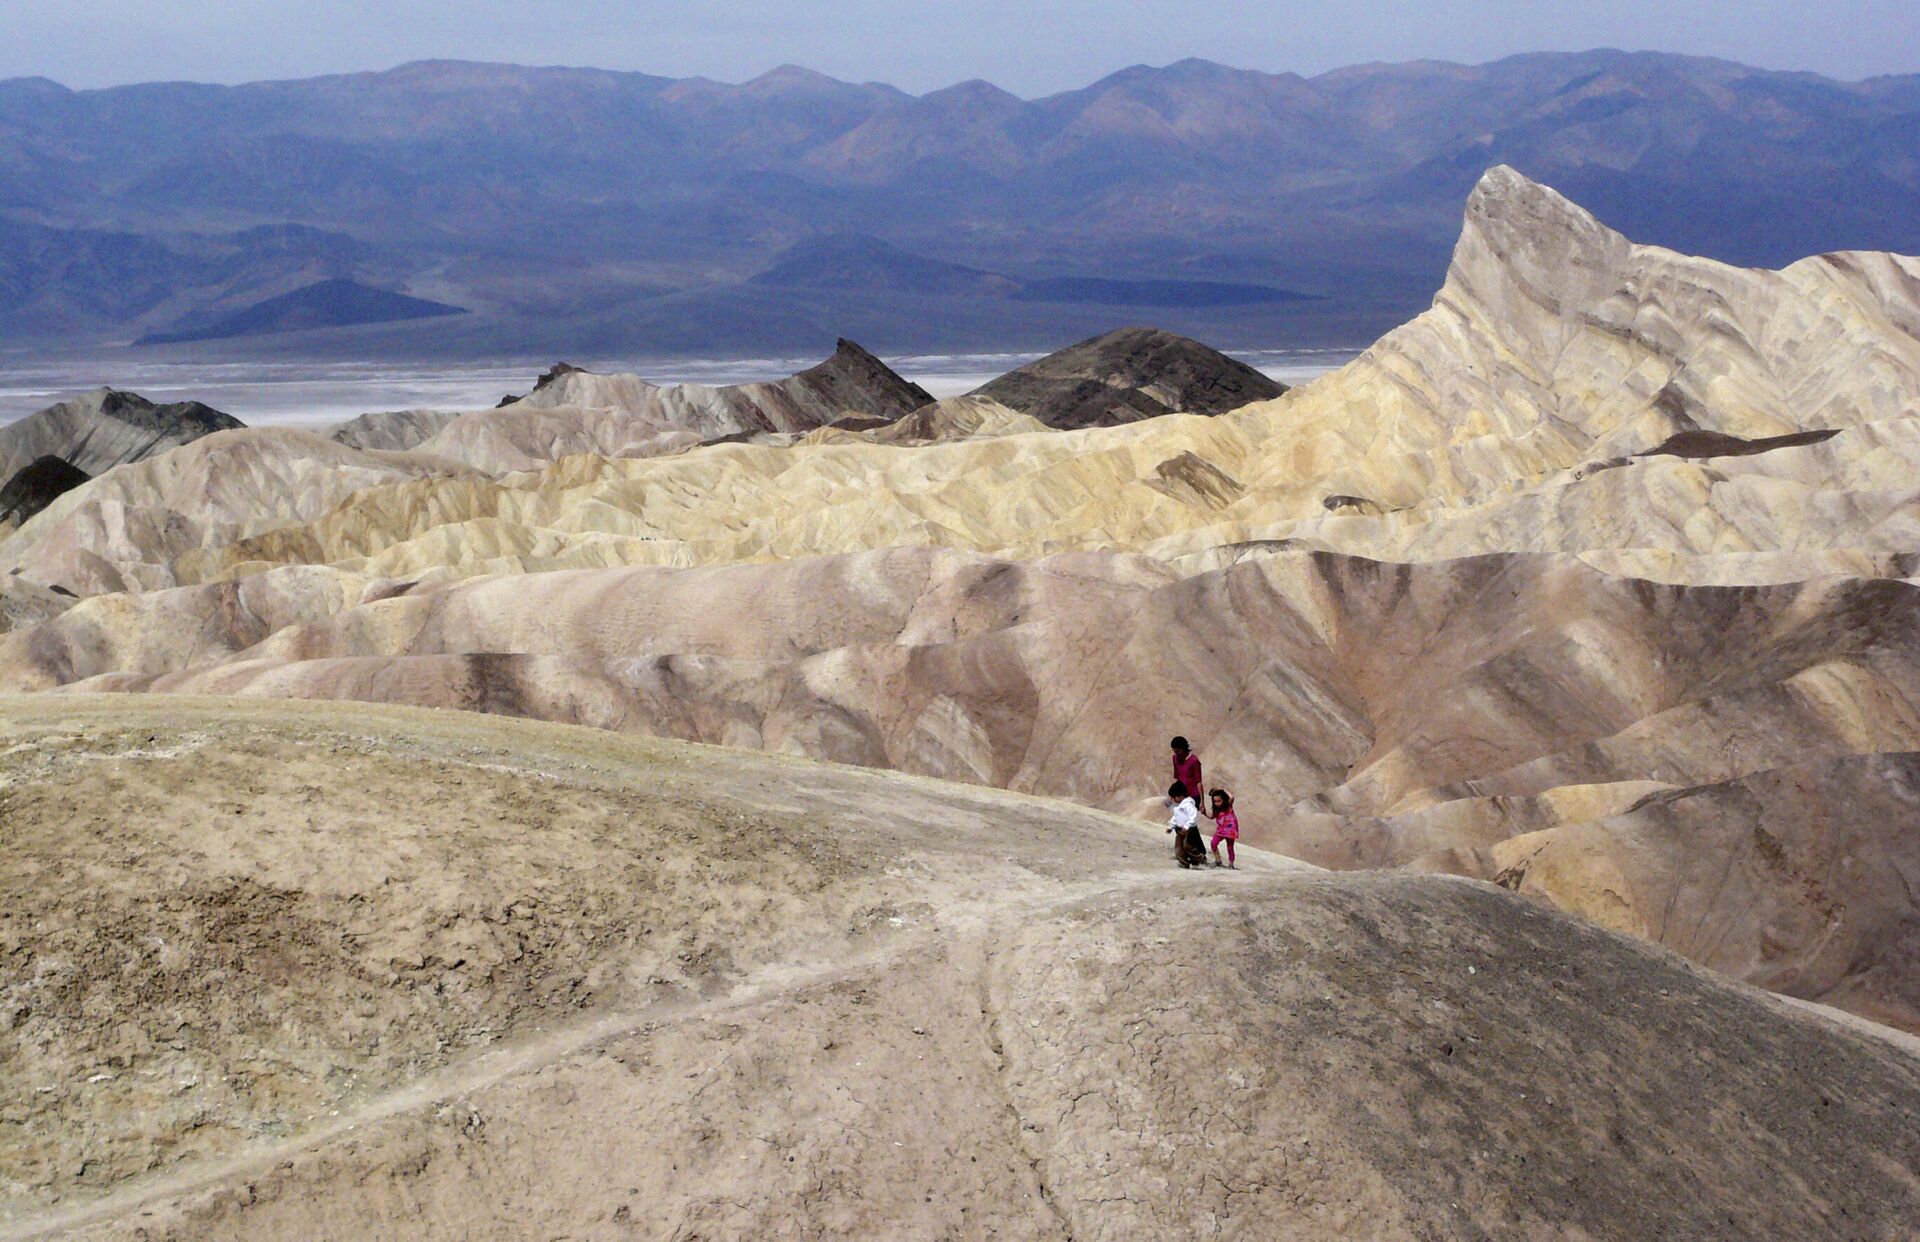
[2, 695, 1917, 1240]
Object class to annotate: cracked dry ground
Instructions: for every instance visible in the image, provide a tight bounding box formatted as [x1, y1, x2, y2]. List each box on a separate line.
[2, 696, 1918, 1240]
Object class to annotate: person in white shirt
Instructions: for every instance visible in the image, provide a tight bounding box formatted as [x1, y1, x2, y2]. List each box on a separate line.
[1166, 782, 1207, 868]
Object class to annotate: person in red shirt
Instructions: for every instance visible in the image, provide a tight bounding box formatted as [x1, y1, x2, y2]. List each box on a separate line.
[1171, 736, 1203, 805]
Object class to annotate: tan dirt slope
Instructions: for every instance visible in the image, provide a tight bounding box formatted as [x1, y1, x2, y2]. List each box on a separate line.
[1, 696, 1917, 1240]
[10, 544, 1920, 1031]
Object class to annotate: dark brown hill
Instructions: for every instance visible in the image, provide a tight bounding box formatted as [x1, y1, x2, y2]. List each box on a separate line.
[0, 388, 242, 481]
[0, 455, 88, 529]
[973, 326, 1286, 427]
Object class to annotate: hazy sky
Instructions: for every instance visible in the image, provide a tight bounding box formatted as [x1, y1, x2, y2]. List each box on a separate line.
[6, 0, 1919, 94]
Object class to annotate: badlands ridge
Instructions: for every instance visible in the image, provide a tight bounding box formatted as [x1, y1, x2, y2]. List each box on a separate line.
[3, 167, 1920, 1234]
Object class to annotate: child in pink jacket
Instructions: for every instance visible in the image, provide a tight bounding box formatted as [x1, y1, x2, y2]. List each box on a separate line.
[1207, 789, 1239, 869]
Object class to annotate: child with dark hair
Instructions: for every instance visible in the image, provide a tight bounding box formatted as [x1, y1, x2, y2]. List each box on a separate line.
[1166, 781, 1207, 868]
[1206, 788, 1239, 869]
[1170, 736, 1203, 805]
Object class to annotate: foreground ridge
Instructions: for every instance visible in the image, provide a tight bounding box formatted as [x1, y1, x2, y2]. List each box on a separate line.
[1, 696, 1915, 1239]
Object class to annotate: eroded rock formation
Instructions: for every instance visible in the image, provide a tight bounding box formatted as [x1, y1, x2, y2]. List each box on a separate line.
[5, 168, 1920, 1038]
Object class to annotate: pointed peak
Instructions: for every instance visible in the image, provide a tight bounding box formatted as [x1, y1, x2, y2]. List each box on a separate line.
[530, 362, 588, 392]
[95, 389, 159, 419]
[1449, 165, 1631, 304]
[0, 75, 74, 98]
[26, 387, 241, 438]
[923, 78, 1023, 107]
[1466, 166, 1605, 232]
[832, 337, 885, 361]
[756, 63, 832, 82]
[801, 341, 932, 407]
[743, 64, 852, 94]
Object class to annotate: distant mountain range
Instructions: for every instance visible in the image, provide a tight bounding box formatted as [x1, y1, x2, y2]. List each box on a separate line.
[2, 50, 1918, 357]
